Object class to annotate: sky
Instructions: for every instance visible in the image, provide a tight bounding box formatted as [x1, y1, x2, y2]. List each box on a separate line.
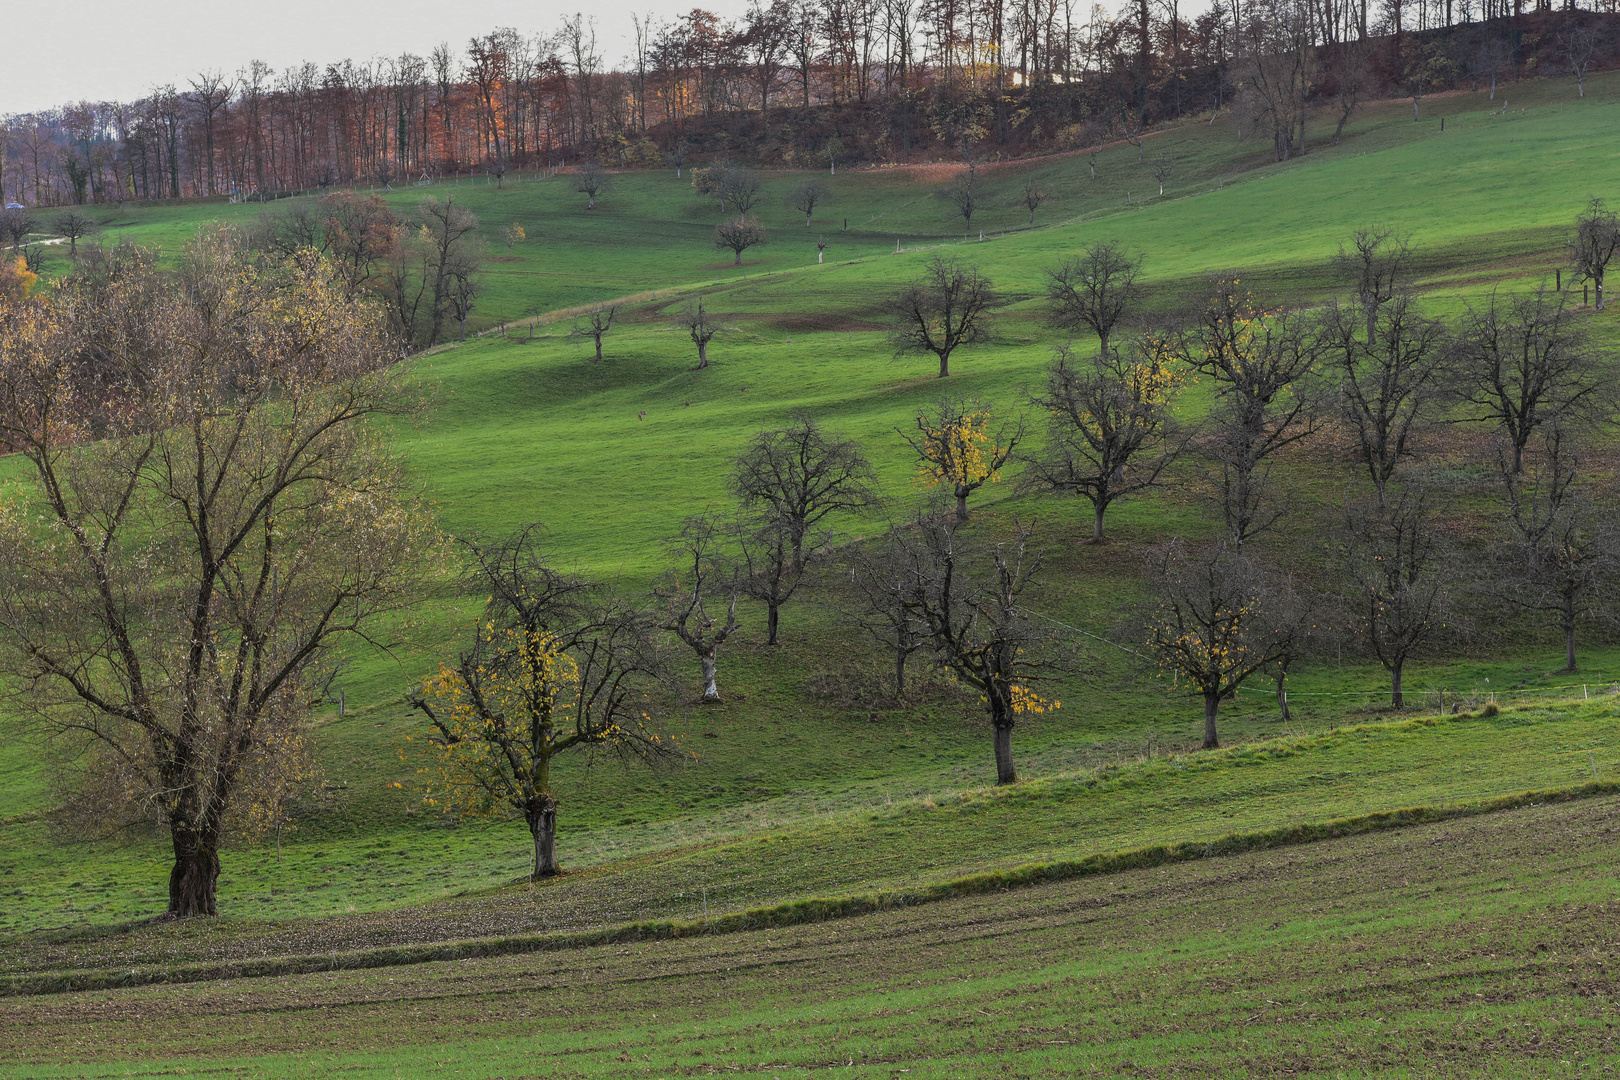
[1, 0, 732, 116]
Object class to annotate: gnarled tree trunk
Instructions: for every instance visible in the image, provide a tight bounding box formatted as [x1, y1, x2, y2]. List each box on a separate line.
[993, 722, 1017, 785]
[528, 797, 559, 879]
[700, 653, 721, 701]
[1390, 662, 1405, 709]
[1203, 691, 1221, 749]
[168, 830, 221, 917]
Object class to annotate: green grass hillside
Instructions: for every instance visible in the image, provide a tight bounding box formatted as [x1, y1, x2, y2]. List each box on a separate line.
[5, 71, 1620, 1077]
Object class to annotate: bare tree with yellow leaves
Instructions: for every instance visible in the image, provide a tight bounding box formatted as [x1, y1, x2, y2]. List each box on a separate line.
[408, 525, 675, 880]
[1022, 342, 1186, 542]
[900, 398, 1024, 521]
[894, 508, 1060, 785]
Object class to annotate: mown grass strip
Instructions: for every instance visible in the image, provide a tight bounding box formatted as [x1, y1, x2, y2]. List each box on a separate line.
[5, 778, 1613, 999]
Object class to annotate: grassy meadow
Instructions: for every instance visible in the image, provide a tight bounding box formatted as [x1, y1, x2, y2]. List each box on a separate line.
[4, 69, 1620, 1077]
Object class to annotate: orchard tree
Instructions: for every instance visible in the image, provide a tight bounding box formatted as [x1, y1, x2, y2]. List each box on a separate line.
[1335, 227, 1412, 343]
[51, 209, 95, 256]
[1493, 423, 1620, 674]
[1335, 491, 1453, 708]
[887, 256, 995, 378]
[1320, 290, 1448, 507]
[714, 217, 768, 264]
[409, 526, 673, 880]
[902, 398, 1024, 521]
[1044, 241, 1142, 356]
[896, 510, 1059, 784]
[1143, 541, 1297, 749]
[1449, 287, 1608, 473]
[1021, 173, 1047, 224]
[656, 515, 741, 702]
[1167, 279, 1322, 549]
[730, 413, 882, 644]
[845, 525, 931, 698]
[720, 167, 763, 217]
[573, 163, 612, 209]
[1569, 198, 1620, 311]
[942, 164, 983, 234]
[789, 177, 828, 226]
[574, 304, 617, 360]
[1022, 342, 1185, 542]
[0, 231, 438, 918]
[680, 301, 719, 367]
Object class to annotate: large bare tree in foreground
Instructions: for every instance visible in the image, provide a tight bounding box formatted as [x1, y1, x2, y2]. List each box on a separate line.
[0, 232, 438, 917]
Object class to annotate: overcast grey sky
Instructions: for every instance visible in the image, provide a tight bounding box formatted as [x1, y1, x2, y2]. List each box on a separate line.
[3, 1, 729, 116]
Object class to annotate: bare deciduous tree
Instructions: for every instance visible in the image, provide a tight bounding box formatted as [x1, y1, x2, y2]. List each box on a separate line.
[408, 526, 672, 879]
[1044, 241, 1143, 356]
[1142, 541, 1297, 749]
[656, 515, 741, 702]
[1492, 423, 1620, 674]
[1023, 342, 1185, 542]
[942, 164, 983, 234]
[895, 510, 1057, 784]
[1168, 279, 1322, 549]
[50, 208, 95, 257]
[680, 301, 719, 368]
[714, 217, 768, 265]
[789, 177, 828, 226]
[729, 413, 881, 644]
[1335, 227, 1412, 343]
[0, 231, 437, 918]
[845, 526, 931, 698]
[1448, 287, 1607, 474]
[1021, 173, 1047, 224]
[887, 256, 995, 378]
[573, 163, 612, 209]
[1320, 291, 1448, 507]
[1569, 198, 1620, 312]
[1150, 153, 1174, 196]
[574, 304, 618, 360]
[720, 167, 763, 217]
[1335, 491, 1453, 708]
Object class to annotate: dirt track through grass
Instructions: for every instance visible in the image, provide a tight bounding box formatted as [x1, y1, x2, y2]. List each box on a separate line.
[4, 795, 1617, 1077]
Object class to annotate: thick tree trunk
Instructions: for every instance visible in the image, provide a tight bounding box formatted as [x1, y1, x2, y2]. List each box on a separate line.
[938, 351, 950, 378]
[1596, 273, 1605, 311]
[529, 799, 559, 879]
[697, 340, 708, 368]
[1390, 663, 1404, 709]
[766, 602, 780, 645]
[734, 249, 742, 265]
[1203, 692, 1220, 749]
[955, 487, 970, 520]
[700, 653, 721, 701]
[1093, 504, 1106, 542]
[894, 648, 908, 697]
[594, 337, 604, 361]
[168, 836, 221, 918]
[993, 723, 1017, 784]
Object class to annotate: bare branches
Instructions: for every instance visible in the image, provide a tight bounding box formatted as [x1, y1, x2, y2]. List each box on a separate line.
[655, 515, 740, 702]
[679, 301, 719, 368]
[1044, 241, 1143, 356]
[1569, 198, 1620, 311]
[1447, 287, 1608, 474]
[941, 164, 983, 234]
[891, 509, 1057, 784]
[1022, 342, 1185, 541]
[789, 178, 828, 226]
[886, 256, 995, 379]
[573, 304, 618, 361]
[0, 228, 438, 916]
[714, 218, 768, 265]
[572, 163, 612, 209]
